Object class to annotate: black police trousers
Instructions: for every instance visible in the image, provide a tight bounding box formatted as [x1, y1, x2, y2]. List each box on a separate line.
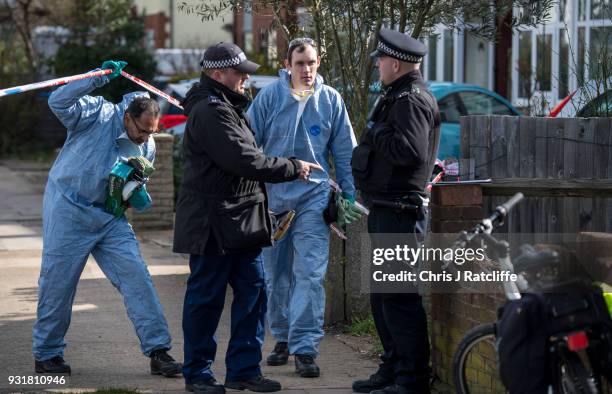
[368, 204, 431, 392]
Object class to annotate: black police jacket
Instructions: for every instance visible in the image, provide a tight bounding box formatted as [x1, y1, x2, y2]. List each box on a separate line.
[173, 74, 301, 255]
[351, 70, 440, 198]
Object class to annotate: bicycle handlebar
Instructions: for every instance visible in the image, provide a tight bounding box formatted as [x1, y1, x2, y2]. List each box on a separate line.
[455, 193, 525, 249]
[487, 193, 524, 228]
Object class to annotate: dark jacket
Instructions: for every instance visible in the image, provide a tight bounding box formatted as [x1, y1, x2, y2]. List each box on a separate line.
[351, 70, 440, 198]
[173, 74, 301, 255]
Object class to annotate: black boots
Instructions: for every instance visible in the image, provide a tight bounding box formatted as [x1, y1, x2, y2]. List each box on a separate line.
[225, 375, 282, 392]
[294, 354, 320, 378]
[352, 373, 394, 393]
[186, 378, 226, 394]
[34, 356, 71, 374]
[266, 342, 289, 366]
[150, 348, 182, 377]
[267, 343, 320, 378]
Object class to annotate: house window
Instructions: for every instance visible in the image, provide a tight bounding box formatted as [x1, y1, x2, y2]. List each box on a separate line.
[518, 31, 532, 98]
[591, 0, 611, 19]
[559, 0, 570, 21]
[578, 27, 586, 86]
[578, 0, 588, 20]
[512, 0, 612, 108]
[443, 30, 454, 81]
[589, 26, 612, 80]
[559, 28, 569, 99]
[536, 34, 552, 91]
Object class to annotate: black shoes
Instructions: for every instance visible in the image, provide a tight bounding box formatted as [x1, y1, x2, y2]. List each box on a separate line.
[266, 342, 289, 366]
[34, 356, 71, 375]
[186, 378, 226, 393]
[150, 348, 182, 377]
[352, 373, 394, 393]
[225, 375, 282, 392]
[294, 354, 320, 378]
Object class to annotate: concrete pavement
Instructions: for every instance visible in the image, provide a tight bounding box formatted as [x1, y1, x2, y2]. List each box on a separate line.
[0, 161, 378, 394]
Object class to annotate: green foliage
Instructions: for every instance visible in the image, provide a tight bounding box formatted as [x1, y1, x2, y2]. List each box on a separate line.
[347, 314, 377, 337]
[51, 0, 156, 103]
[346, 314, 384, 355]
[246, 51, 281, 77]
[0, 79, 53, 157]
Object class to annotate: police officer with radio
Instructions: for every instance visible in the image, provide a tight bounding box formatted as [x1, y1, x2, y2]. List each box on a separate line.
[351, 28, 441, 394]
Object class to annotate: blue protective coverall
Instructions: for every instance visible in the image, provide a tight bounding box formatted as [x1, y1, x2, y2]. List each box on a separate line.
[32, 71, 172, 361]
[247, 69, 356, 356]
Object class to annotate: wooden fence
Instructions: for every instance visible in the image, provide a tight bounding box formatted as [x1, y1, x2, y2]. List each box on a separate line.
[460, 116, 612, 237]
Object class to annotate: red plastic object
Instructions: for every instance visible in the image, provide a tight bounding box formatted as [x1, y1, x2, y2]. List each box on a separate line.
[567, 331, 589, 351]
[160, 114, 187, 129]
[549, 89, 577, 117]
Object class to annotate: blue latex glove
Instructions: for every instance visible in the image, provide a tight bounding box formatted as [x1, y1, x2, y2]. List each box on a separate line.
[336, 192, 362, 227]
[128, 184, 152, 212]
[101, 60, 128, 80]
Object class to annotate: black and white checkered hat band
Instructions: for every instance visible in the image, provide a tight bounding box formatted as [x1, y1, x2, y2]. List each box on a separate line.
[201, 52, 247, 69]
[377, 41, 422, 63]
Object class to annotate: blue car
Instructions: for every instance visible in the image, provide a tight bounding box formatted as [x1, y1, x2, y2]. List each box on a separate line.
[427, 82, 522, 160]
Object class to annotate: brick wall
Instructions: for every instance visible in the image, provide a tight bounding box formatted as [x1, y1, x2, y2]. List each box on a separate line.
[144, 12, 169, 49]
[127, 133, 175, 231]
[429, 184, 508, 392]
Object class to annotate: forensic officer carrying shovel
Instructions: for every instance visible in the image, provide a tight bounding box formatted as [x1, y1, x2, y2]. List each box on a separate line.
[351, 29, 441, 394]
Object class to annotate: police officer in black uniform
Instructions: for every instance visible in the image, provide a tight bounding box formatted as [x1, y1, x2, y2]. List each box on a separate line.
[351, 29, 441, 394]
[174, 42, 322, 394]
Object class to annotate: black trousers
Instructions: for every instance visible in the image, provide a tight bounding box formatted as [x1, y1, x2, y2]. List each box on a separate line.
[368, 205, 431, 391]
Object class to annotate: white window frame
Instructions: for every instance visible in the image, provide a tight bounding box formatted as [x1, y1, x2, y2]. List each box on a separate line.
[511, 0, 612, 108]
[423, 23, 495, 90]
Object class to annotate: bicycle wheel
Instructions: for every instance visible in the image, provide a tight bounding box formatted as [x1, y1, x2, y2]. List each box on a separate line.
[556, 348, 599, 394]
[453, 323, 503, 394]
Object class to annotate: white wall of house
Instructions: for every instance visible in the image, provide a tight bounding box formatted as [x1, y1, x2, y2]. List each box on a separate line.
[134, 0, 232, 49]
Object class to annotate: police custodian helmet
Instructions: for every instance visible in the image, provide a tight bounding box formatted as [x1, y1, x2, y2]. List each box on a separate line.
[370, 28, 427, 64]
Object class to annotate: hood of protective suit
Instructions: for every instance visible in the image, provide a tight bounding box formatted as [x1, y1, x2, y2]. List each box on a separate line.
[117, 91, 150, 117]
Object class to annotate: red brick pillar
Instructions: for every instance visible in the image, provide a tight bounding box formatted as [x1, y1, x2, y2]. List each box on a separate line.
[429, 184, 503, 390]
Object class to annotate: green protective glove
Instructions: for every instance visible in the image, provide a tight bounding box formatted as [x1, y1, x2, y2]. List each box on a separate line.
[336, 192, 362, 227]
[101, 60, 128, 80]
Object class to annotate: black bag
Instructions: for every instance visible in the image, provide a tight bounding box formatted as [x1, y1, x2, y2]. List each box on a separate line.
[498, 287, 612, 393]
[497, 293, 552, 394]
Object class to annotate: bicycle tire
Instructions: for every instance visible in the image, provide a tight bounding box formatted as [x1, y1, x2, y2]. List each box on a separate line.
[452, 323, 497, 394]
[556, 347, 599, 394]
